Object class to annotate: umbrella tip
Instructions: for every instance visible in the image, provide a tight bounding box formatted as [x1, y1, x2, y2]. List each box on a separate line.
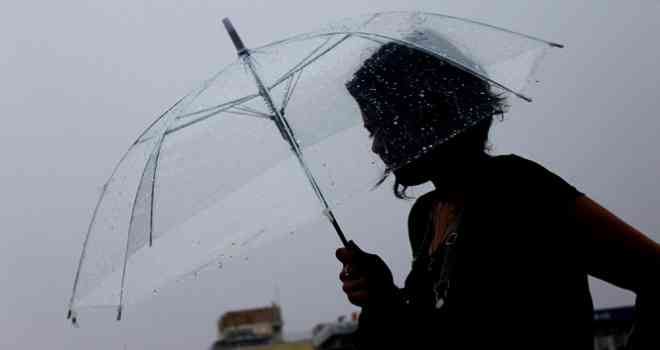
[549, 42, 565, 49]
[116, 306, 123, 321]
[68, 309, 80, 327]
[222, 17, 248, 56]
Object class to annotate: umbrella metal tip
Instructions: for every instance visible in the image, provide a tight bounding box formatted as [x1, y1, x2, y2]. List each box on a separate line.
[222, 17, 248, 56]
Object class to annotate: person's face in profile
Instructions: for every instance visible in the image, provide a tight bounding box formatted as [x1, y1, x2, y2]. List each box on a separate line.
[361, 107, 443, 187]
[361, 105, 480, 189]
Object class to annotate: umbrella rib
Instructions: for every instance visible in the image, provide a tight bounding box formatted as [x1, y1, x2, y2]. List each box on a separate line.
[148, 146, 162, 248]
[251, 11, 562, 52]
[116, 72, 219, 321]
[248, 15, 381, 113]
[267, 34, 352, 91]
[67, 182, 109, 323]
[281, 68, 303, 112]
[232, 105, 271, 118]
[280, 72, 296, 111]
[67, 90, 194, 321]
[133, 61, 246, 146]
[256, 11, 561, 104]
[117, 151, 158, 321]
[224, 109, 271, 119]
[266, 35, 336, 88]
[69, 60, 239, 322]
[164, 97, 268, 136]
[131, 96, 258, 146]
[174, 93, 260, 122]
[350, 31, 535, 102]
[132, 95, 191, 146]
[263, 14, 382, 110]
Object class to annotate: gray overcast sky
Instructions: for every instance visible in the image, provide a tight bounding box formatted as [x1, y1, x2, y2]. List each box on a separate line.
[1, 1, 659, 349]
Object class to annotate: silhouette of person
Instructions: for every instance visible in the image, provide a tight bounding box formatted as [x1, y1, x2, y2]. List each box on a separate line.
[336, 40, 660, 349]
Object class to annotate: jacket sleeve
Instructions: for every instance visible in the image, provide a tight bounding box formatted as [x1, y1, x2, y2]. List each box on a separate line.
[352, 192, 437, 348]
[353, 269, 436, 348]
[627, 289, 660, 349]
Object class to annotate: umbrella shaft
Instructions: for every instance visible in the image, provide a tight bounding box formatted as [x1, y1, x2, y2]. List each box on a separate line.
[243, 56, 349, 247]
[223, 18, 349, 247]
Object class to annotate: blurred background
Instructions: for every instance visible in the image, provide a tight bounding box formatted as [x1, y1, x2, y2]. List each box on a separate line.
[1, 1, 658, 349]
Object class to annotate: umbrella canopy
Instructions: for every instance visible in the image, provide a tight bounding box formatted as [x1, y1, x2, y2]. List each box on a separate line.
[68, 11, 562, 323]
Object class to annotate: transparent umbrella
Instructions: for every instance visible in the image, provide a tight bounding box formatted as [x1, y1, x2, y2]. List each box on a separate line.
[67, 11, 563, 323]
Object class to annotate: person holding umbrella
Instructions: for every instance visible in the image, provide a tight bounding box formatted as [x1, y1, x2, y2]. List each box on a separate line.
[336, 41, 660, 349]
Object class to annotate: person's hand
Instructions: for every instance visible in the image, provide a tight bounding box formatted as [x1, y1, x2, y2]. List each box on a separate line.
[335, 240, 398, 308]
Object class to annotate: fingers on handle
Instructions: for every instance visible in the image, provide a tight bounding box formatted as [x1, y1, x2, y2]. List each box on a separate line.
[342, 278, 367, 294]
[335, 247, 356, 264]
[348, 240, 363, 253]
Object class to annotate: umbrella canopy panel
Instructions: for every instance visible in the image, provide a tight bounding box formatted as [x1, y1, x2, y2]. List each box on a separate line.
[69, 11, 561, 319]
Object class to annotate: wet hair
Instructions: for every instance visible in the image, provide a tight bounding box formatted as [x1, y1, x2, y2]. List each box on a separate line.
[346, 39, 507, 198]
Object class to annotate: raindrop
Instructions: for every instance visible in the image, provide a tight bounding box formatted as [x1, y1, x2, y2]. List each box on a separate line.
[152, 289, 159, 295]
[218, 262, 224, 269]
